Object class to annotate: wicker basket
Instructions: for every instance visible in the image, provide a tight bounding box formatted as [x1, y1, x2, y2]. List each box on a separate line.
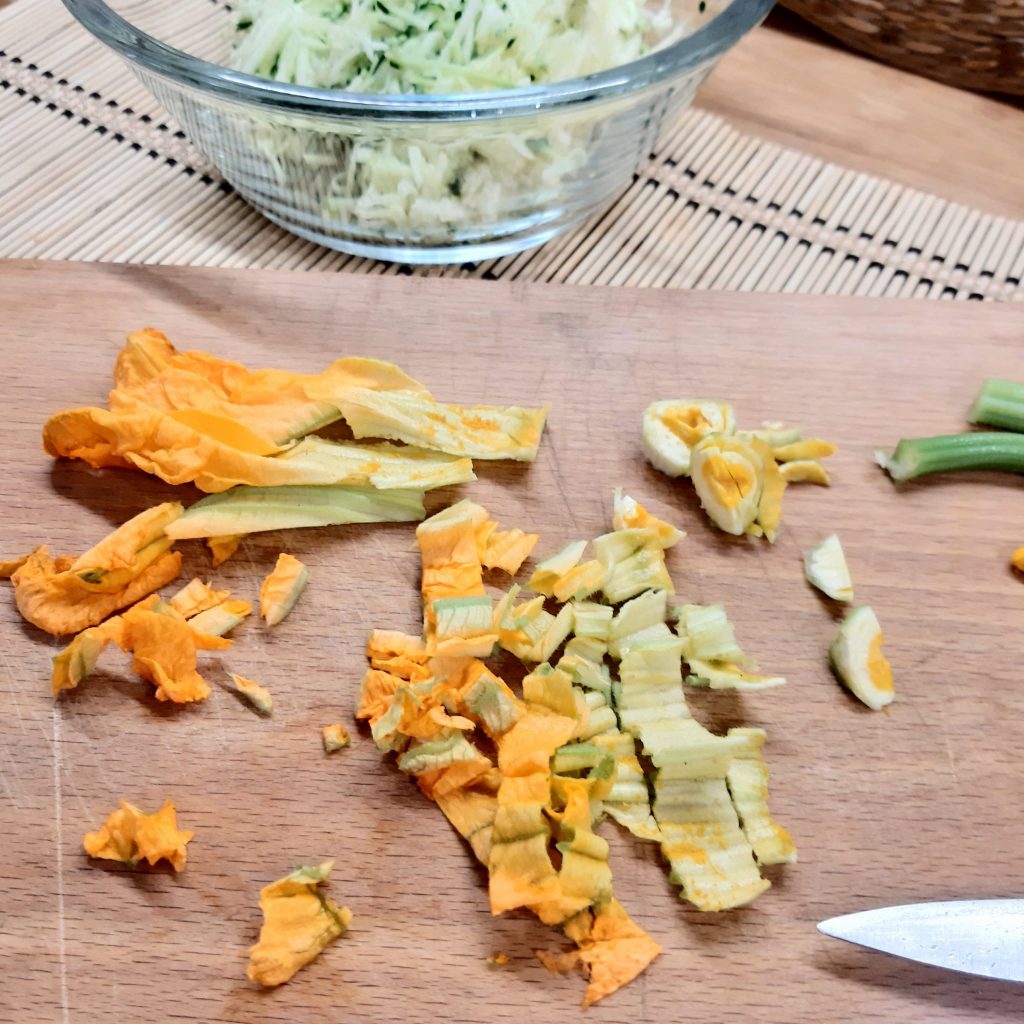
[781, 0, 1024, 95]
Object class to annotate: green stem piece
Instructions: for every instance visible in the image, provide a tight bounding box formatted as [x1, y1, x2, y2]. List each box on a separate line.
[968, 379, 1024, 433]
[877, 432, 1024, 482]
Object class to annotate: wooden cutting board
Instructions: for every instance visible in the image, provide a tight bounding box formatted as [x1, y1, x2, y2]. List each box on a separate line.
[3, 259, 1024, 1024]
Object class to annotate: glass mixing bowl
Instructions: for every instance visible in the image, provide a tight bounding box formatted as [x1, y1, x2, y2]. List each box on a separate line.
[63, 0, 774, 264]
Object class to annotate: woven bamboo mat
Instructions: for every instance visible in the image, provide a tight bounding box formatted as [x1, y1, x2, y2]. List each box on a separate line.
[3, 0, 1023, 297]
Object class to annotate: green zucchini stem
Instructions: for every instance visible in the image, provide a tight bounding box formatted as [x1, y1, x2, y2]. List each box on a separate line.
[876, 432, 1024, 482]
[968, 379, 1024, 434]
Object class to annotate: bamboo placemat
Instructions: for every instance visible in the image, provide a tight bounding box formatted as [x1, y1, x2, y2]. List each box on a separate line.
[3, 0, 1023, 297]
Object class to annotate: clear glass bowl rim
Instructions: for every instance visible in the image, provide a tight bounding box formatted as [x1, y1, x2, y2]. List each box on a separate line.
[61, 0, 775, 122]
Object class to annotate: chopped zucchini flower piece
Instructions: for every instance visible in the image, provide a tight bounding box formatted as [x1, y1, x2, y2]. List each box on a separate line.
[490, 712, 580, 923]
[523, 664, 578, 719]
[366, 629, 431, 681]
[529, 540, 606, 603]
[500, 600, 574, 663]
[125, 606, 214, 703]
[529, 541, 587, 595]
[558, 636, 613, 701]
[462, 672, 525, 737]
[186, 598, 252, 637]
[208, 534, 244, 567]
[536, 899, 662, 1007]
[593, 528, 675, 604]
[803, 534, 854, 602]
[657, 781, 770, 912]
[689, 434, 764, 536]
[398, 729, 489, 778]
[642, 399, 735, 477]
[608, 590, 673, 659]
[260, 553, 309, 627]
[550, 776, 613, 911]
[675, 604, 750, 667]
[612, 489, 685, 547]
[435, 784, 499, 866]
[51, 615, 127, 695]
[337, 388, 549, 461]
[553, 560, 607, 603]
[779, 459, 832, 486]
[83, 798, 193, 871]
[482, 527, 539, 575]
[416, 499, 490, 610]
[675, 604, 786, 691]
[684, 658, 786, 692]
[750, 437, 786, 543]
[570, 601, 613, 642]
[431, 595, 497, 657]
[230, 673, 273, 714]
[247, 861, 351, 987]
[770, 438, 837, 463]
[725, 728, 797, 865]
[169, 578, 230, 618]
[322, 723, 351, 752]
[829, 605, 894, 710]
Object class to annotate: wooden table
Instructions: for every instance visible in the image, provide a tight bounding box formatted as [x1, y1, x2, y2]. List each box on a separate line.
[3, 259, 1024, 1023]
[703, 11, 1024, 220]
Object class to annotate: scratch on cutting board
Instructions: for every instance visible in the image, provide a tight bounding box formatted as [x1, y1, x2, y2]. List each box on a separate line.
[943, 732, 961, 786]
[51, 704, 71, 1024]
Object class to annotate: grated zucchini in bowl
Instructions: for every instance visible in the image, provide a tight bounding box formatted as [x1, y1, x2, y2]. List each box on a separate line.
[231, 0, 675, 93]
[229, 0, 680, 235]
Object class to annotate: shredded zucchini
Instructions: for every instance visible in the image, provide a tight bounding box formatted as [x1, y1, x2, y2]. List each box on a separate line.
[230, 0, 679, 235]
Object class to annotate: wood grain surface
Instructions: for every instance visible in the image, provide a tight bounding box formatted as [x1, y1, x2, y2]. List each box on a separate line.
[702, 11, 1024, 220]
[3, 259, 1024, 1024]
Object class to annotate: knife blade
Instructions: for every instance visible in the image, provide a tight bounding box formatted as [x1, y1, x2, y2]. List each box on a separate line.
[817, 899, 1024, 983]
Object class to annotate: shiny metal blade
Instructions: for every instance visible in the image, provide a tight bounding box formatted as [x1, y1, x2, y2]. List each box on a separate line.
[818, 900, 1024, 983]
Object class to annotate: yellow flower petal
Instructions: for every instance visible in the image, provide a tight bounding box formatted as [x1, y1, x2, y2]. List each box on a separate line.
[124, 609, 211, 703]
[247, 862, 351, 987]
[83, 798, 192, 871]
